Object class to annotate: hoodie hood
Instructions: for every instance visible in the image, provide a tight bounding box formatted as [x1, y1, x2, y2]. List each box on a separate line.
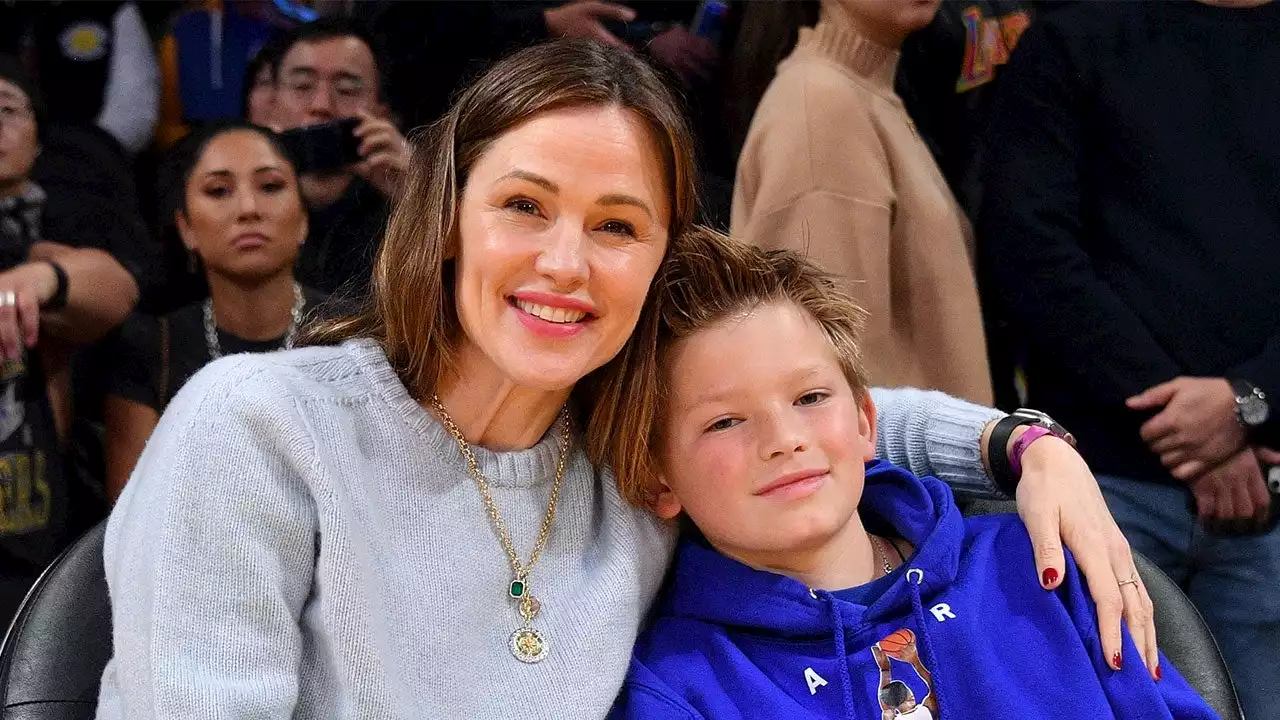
[660, 459, 962, 638]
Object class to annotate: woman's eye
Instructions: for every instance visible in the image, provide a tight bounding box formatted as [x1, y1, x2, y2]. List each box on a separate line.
[707, 417, 740, 432]
[797, 392, 828, 407]
[599, 219, 636, 236]
[506, 199, 540, 216]
[261, 181, 286, 193]
[204, 186, 231, 199]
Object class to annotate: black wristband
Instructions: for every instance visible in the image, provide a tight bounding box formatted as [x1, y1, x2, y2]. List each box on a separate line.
[988, 414, 1035, 497]
[42, 261, 68, 311]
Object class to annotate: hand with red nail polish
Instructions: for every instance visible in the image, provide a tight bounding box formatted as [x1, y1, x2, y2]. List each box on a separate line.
[1042, 567, 1059, 587]
[1112, 651, 1123, 670]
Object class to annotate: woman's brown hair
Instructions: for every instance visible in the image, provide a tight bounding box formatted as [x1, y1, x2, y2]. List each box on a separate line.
[304, 39, 699, 432]
[605, 226, 870, 508]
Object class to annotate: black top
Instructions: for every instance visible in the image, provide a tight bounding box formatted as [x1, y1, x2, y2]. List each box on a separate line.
[896, 0, 1038, 218]
[979, 1, 1280, 483]
[296, 176, 388, 298]
[108, 288, 328, 413]
[0, 2, 123, 127]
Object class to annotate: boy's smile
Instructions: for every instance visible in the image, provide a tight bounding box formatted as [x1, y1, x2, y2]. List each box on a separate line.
[653, 300, 881, 582]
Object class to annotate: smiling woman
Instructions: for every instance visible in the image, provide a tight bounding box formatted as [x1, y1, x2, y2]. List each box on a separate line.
[97, 39, 1160, 720]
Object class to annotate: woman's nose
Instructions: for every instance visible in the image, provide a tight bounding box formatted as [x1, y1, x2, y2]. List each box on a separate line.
[236, 188, 262, 219]
[534, 222, 589, 287]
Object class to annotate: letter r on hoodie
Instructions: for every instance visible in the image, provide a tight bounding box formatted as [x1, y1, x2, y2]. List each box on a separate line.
[930, 603, 957, 622]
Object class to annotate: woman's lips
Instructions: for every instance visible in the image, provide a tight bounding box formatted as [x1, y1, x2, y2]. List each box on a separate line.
[510, 297, 591, 338]
[507, 291, 597, 339]
[232, 233, 268, 250]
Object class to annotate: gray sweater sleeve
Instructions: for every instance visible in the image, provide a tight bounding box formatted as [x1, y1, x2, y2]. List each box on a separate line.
[99, 358, 318, 719]
[870, 387, 1007, 500]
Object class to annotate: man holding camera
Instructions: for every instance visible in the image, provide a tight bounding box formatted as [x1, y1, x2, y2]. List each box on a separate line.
[272, 19, 408, 297]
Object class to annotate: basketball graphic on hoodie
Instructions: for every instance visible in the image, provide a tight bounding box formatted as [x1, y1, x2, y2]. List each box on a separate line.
[874, 630, 939, 719]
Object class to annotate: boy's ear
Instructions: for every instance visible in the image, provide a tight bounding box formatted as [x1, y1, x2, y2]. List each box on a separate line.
[649, 474, 683, 521]
[858, 391, 878, 461]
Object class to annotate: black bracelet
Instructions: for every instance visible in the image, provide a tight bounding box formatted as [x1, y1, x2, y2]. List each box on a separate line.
[42, 261, 68, 311]
[988, 414, 1036, 497]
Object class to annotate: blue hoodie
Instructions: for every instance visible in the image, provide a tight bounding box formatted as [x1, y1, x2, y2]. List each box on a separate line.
[614, 460, 1218, 719]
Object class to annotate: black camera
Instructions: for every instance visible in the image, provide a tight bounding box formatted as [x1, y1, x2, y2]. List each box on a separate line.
[279, 117, 362, 175]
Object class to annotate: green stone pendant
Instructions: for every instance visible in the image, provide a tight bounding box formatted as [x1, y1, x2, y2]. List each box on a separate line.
[510, 579, 525, 598]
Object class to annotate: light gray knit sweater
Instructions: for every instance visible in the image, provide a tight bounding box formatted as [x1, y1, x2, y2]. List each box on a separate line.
[96, 339, 1002, 719]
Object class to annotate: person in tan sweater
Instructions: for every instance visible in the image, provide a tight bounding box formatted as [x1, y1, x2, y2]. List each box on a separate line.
[732, 0, 993, 405]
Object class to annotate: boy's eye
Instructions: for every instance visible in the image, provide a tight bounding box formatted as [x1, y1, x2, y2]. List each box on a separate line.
[797, 391, 828, 407]
[707, 417, 741, 432]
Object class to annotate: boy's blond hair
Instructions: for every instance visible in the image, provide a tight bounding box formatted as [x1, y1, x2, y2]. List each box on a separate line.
[606, 226, 871, 508]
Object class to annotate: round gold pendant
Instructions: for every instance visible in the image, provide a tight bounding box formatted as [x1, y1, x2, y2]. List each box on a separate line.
[510, 627, 548, 664]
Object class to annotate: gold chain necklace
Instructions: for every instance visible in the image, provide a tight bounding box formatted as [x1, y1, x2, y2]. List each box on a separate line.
[430, 395, 571, 664]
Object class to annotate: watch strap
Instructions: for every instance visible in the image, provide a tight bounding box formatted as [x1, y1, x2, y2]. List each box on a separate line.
[1010, 425, 1055, 480]
[988, 414, 1036, 497]
[42, 261, 68, 311]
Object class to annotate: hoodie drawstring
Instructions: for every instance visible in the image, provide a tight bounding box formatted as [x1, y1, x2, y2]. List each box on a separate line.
[908, 573, 948, 717]
[819, 591, 858, 718]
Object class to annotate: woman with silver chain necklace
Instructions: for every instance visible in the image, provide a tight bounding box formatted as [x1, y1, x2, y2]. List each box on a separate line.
[103, 122, 325, 501]
[98, 42, 1155, 719]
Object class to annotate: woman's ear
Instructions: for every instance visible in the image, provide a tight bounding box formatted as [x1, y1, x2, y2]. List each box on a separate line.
[857, 391, 878, 462]
[174, 209, 195, 251]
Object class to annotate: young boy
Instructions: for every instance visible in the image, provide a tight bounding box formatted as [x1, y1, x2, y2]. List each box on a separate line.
[608, 229, 1218, 719]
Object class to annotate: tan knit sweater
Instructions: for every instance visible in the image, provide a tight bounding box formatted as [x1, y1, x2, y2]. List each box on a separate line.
[732, 18, 993, 405]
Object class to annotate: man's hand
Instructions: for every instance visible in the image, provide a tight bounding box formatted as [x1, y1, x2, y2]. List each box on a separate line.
[1189, 448, 1270, 530]
[351, 109, 410, 198]
[0, 261, 58, 360]
[645, 26, 719, 87]
[1127, 376, 1246, 480]
[1258, 446, 1280, 477]
[544, 1, 636, 46]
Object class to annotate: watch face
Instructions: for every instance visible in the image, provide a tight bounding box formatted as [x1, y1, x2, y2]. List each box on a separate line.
[1241, 396, 1270, 426]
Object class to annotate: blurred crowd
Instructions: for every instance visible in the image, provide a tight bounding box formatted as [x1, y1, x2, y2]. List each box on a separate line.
[0, 0, 1276, 716]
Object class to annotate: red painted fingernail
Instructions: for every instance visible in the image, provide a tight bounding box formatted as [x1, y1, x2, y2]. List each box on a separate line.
[1042, 568, 1059, 587]
[1155, 665, 1162, 681]
[1112, 652, 1123, 670]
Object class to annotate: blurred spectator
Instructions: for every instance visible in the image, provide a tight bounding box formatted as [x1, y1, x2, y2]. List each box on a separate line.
[895, 1, 1036, 410]
[732, 0, 992, 404]
[0, 1, 159, 154]
[273, 18, 405, 296]
[105, 123, 324, 500]
[896, 0, 1033, 218]
[0, 56, 139, 617]
[981, 3, 1280, 716]
[243, 35, 286, 126]
[154, 0, 297, 148]
[354, 1, 737, 225]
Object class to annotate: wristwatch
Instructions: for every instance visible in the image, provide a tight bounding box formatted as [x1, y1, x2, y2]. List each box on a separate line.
[987, 408, 1077, 497]
[1228, 379, 1270, 428]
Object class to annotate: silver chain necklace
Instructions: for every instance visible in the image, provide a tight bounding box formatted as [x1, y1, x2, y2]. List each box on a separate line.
[203, 282, 305, 360]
